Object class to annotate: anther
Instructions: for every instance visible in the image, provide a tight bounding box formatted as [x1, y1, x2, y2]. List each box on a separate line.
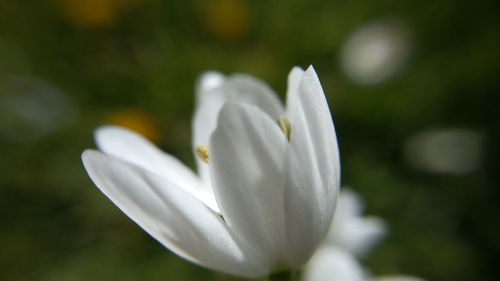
[196, 145, 209, 163]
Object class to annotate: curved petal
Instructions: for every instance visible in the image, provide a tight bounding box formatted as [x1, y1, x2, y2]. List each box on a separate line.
[192, 73, 284, 186]
[302, 247, 365, 281]
[328, 189, 386, 257]
[94, 125, 219, 212]
[209, 102, 288, 267]
[82, 150, 268, 278]
[283, 66, 341, 266]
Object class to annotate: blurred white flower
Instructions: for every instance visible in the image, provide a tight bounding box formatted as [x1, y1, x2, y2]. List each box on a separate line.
[326, 189, 386, 257]
[341, 21, 410, 85]
[404, 128, 484, 175]
[303, 189, 424, 281]
[0, 75, 77, 141]
[303, 246, 425, 281]
[82, 66, 340, 278]
[303, 247, 366, 281]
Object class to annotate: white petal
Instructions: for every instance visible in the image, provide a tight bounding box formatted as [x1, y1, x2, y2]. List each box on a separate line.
[287, 66, 340, 188]
[331, 215, 386, 257]
[328, 189, 387, 257]
[335, 188, 365, 215]
[192, 73, 284, 185]
[285, 66, 305, 112]
[372, 276, 426, 281]
[303, 247, 366, 281]
[82, 150, 268, 278]
[195, 71, 226, 105]
[209, 102, 288, 267]
[94, 125, 219, 212]
[283, 66, 340, 266]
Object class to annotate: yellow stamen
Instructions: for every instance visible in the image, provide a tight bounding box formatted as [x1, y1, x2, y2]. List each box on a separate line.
[196, 145, 209, 163]
[277, 117, 292, 141]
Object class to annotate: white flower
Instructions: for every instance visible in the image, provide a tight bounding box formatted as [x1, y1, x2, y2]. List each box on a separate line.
[303, 246, 425, 281]
[341, 21, 410, 85]
[81, 66, 340, 278]
[403, 128, 484, 175]
[303, 247, 366, 281]
[326, 189, 386, 257]
[303, 189, 424, 281]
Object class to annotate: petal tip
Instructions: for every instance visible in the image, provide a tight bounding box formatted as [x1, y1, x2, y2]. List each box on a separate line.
[81, 149, 102, 166]
[81, 149, 104, 179]
[291, 65, 305, 72]
[94, 125, 150, 152]
[305, 65, 319, 76]
[82, 148, 95, 160]
[94, 124, 122, 142]
[197, 71, 226, 93]
[95, 124, 126, 136]
[216, 101, 244, 119]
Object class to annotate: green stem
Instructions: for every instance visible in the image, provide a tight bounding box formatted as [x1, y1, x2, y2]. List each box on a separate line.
[268, 271, 297, 281]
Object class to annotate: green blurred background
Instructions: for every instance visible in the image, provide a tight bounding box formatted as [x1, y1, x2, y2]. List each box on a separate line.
[1, 0, 499, 280]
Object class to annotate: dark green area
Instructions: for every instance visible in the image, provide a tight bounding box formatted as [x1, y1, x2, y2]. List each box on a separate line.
[1, 0, 499, 280]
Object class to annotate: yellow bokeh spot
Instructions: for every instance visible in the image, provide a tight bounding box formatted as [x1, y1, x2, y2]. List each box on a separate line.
[205, 0, 251, 40]
[57, 0, 145, 28]
[104, 109, 161, 143]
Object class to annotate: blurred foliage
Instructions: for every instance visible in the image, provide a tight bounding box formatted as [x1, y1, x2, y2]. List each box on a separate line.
[0, 0, 499, 280]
